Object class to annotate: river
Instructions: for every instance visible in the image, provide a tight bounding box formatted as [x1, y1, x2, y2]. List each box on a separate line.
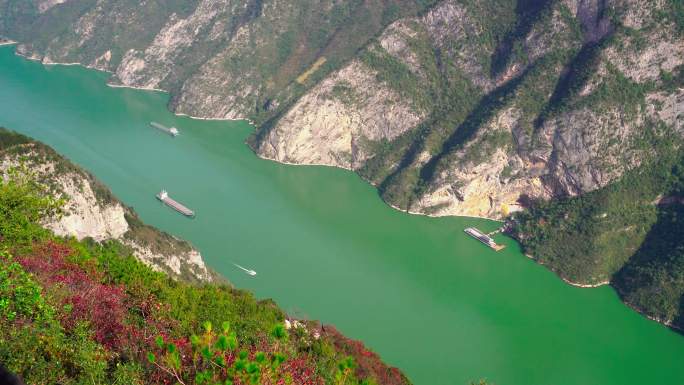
[1, 45, 683, 385]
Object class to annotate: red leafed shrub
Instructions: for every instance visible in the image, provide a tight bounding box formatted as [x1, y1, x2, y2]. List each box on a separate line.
[277, 355, 324, 385]
[66, 283, 128, 349]
[18, 240, 130, 350]
[322, 326, 410, 385]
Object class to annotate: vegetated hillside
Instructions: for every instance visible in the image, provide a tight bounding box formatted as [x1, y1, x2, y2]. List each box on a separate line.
[255, 0, 684, 220]
[0, 0, 435, 119]
[513, 132, 684, 329]
[1, 0, 683, 337]
[0, 127, 216, 283]
[0, 129, 413, 385]
[2, 0, 681, 221]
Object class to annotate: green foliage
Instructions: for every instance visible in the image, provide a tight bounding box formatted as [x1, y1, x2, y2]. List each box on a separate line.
[148, 320, 286, 385]
[330, 81, 360, 107]
[611, 154, 684, 328]
[514, 145, 684, 286]
[614, 204, 684, 327]
[576, 63, 653, 117]
[461, 130, 512, 166]
[668, 0, 684, 35]
[0, 250, 108, 384]
[382, 4, 402, 26]
[488, 0, 554, 77]
[0, 142, 407, 384]
[0, 250, 47, 322]
[0, 127, 30, 150]
[336, 356, 357, 385]
[660, 65, 684, 94]
[360, 47, 428, 110]
[0, 166, 60, 245]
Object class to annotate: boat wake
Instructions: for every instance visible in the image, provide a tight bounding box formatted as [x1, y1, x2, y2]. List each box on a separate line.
[232, 263, 257, 276]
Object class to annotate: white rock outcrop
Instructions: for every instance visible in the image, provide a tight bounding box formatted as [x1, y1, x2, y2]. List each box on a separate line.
[0, 143, 214, 282]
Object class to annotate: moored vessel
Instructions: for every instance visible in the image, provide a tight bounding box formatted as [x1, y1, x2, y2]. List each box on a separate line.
[464, 227, 505, 251]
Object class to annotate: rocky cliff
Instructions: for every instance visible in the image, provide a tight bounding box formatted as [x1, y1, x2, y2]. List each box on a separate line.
[260, 0, 683, 219]
[1, 0, 684, 329]
[0, 128, 216, 283]
[1, 0, 431, 119]
[2, 0, 680, 220]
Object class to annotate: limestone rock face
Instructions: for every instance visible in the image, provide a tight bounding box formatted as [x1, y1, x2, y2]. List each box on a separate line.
[43, 174, 129, 241]
[257, 0, 683, 219]
[4, 0, 683, 220]
[114, 1, 233, 90]
[37, 0, 69, 13]
[257, 60, 426, 169]
[0, 142, 214, 283]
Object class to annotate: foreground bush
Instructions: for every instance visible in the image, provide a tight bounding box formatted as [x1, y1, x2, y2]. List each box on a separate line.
[0, 170, 409, 385]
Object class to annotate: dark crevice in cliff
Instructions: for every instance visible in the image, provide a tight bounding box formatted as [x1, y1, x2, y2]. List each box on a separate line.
[416, 62, 537, 190]
[532, 40, 605, 129]
[373, 43, 491, 209]
[489, 0, 554, 78]
[375, 121, 433, 209]
[531, 0, 615, 129]
[576, 0, 614, 43]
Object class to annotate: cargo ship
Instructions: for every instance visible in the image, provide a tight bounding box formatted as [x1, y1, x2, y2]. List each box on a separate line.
[464, 227, 505, 251]
[156, 190, 195, 217]
[150, 122, 179, 137]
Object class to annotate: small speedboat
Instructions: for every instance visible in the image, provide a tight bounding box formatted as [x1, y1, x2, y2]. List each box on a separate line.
[233, 263, 257, 276]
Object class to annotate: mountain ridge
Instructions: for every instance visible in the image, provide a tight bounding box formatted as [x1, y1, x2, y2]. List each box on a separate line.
[2, 0, 684, 335]
[0, 126, 413, 385]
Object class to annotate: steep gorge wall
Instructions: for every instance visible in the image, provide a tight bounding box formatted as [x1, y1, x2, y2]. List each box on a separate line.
[259, 0, 684, 219]
[0, 0, 682, 222]
[1, 0, 432, 119]
[0, 134, 216, 283]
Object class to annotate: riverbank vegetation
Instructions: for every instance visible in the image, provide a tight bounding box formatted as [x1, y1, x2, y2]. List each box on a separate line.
[0, 160, 411, 384]
[513, 129, 684, 329]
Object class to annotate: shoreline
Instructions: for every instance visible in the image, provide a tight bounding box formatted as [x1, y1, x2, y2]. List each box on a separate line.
[9, 45, 509, 225]
[563, 279, 610, 288]
[11, 46, 253, 125]
[255, 151, 506, 222]
[523, 253, 610, 288]
[106, 81, 166, 93]
[5, 43, 683, 337]
[642, 312, 683, 333]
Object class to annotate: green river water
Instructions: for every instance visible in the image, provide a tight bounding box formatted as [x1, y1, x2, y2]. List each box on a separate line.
[1, 45, 683, 385]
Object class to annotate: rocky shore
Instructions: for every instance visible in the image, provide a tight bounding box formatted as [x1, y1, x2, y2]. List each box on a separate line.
[0, 129, 218, 283]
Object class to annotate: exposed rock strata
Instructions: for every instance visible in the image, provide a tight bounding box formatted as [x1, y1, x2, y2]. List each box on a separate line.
[0, 142, 214, 283]
[257, 60, 426, 169]
[1, 0, 683, 222]
[258, 0, 684, 219]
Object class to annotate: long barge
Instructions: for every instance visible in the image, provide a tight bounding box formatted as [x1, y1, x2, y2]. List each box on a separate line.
[150, 122, 179, 137]
[156, 190, 195, 217]
[464, 227, 505, 251]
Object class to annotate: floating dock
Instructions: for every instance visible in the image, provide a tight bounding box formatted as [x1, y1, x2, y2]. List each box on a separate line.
[150, 122, 179, 137]
[464, 227, 505, 251]
[156, 190, 195, 217]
